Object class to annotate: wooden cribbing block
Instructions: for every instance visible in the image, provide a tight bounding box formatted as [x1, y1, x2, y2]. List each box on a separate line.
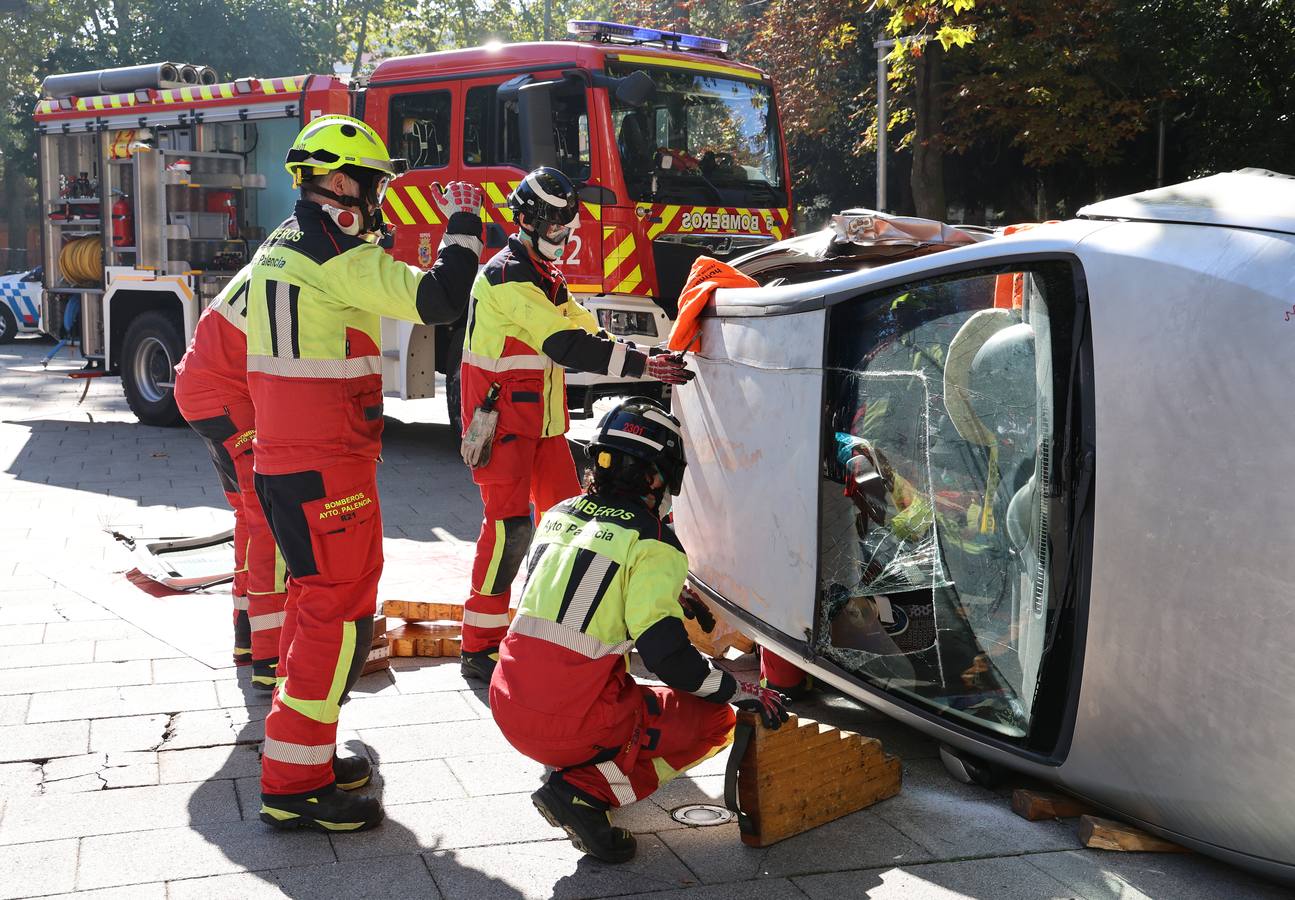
[1078, 815, 1190, 853]
[387, 623, 462, 658]
[1011, 788, 1094, 821]
[382, 600, 465, 622]
[360, 636, 391, 675]
[731, 711, 901, 847]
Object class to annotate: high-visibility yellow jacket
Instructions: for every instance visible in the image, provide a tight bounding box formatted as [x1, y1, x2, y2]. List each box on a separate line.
[491, 492, 736, 748]
[245, 201, 477, 474]
[462, 237, 652, 439]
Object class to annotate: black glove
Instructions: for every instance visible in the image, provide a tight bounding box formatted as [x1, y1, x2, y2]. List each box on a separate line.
[679, 587, 716, 633]
[732, 680, 791, 730]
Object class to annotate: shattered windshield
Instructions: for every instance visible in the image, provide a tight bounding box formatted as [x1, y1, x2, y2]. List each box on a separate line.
[608, 64, 785, 208]
[819, 267, 1069, 739]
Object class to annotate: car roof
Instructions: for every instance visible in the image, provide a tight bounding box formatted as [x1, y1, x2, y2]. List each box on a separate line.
[1079, 168, 1295, 235]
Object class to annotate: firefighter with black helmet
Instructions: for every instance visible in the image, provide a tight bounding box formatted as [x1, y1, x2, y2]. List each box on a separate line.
[457, 167, 695, 682]
[249, 114, 483, 833]
[488, 397, 790, 863]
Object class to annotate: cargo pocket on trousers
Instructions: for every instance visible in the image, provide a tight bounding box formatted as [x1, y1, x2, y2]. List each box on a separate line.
[302, 485, 379, 582]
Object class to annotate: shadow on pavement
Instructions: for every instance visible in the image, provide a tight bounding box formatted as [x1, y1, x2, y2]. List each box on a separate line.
[188, 680, 526, 899]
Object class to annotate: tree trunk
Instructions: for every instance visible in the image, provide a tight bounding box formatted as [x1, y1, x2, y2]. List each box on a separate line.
[910, 42, 946, 220]
[351, 2, 371, 81]
[112, 0, 133, 61]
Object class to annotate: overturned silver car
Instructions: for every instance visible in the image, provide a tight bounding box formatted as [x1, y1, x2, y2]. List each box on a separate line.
[674, 169, 1295, 883]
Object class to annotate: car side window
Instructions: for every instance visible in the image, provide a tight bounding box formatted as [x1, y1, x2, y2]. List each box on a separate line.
[389, 91, 451, 169]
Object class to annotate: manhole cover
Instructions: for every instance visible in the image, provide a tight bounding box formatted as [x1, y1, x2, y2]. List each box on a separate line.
[670, 804, 735, 827]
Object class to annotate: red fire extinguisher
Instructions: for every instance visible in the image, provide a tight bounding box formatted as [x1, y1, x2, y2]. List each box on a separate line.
[206, 190, 238, 239]
[111, 194, 134, 248]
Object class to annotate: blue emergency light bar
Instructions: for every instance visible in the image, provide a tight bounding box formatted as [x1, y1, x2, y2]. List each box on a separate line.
[567, 20, 730, 56]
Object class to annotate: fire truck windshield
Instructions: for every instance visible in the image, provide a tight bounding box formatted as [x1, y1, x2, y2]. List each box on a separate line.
[609, 64, 785, 208]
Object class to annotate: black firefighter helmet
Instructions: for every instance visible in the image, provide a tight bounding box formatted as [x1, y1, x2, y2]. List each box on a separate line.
[587, 396, 687, 495]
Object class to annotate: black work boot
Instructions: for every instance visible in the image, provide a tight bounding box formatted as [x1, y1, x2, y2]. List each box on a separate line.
[260, 785, 383, 833]
[251, 657, 279, 692]
[233, 609, 252, 666]
[333, 754, 373, 791]
[460, 648, 498, 683]
[532, 778, 637, 863]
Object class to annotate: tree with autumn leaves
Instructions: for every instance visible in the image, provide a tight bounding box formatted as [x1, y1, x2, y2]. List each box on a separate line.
[4, 0, 1295, 259]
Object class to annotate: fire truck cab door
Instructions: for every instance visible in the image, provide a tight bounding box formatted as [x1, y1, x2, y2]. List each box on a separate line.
[458, 73, 604, 290]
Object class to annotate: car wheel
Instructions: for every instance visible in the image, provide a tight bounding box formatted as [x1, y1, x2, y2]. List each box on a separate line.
[0, 303, 17, 344]
[121, 311, 184, 426]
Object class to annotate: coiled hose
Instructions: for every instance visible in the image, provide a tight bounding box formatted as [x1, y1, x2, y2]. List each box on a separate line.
[59, 236, 102, 286]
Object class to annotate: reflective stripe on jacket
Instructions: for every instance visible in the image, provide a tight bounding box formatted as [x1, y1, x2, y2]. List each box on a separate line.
[174, 267, 252, 421]
[245, 201, 475, 474]
[462, 237, 651, 439]
[492, 492, 736, 745]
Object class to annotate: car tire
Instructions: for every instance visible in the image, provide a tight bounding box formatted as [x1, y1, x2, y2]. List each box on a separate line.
[0, 303, 17, 344]
[121, 311, 184, 426]
[443, 326, 464, 438]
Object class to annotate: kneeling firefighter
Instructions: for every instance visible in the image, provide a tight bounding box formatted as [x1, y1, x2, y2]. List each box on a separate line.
[249, 115, 483, 833]
[458, 167, 694, 682]
[489, 397, 790, 863]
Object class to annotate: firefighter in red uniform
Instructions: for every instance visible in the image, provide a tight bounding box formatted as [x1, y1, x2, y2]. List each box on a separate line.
[490, 397, 790, 862]
[458, 167, 694, 682]
[248, 115, 482, 833]
[174, 269, 287, 691]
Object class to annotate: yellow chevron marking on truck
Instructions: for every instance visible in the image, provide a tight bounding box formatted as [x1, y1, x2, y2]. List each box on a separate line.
[384, 189, 416, 225]
[647, 205, 681, 240]
[404, 185, 441, 225]
[612, 265, 643, 294]
[604, 234, 636, 277]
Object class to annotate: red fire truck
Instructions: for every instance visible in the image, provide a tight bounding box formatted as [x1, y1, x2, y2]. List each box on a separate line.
[33, 21, 794, 428]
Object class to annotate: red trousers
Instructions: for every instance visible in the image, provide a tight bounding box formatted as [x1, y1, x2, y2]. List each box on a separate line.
[254, 459, 382, 796]
[500, 684, 736, 808]
[464, 435, 581, 653]
[187, 408, 286, 663]
[761, 648, 808, 690]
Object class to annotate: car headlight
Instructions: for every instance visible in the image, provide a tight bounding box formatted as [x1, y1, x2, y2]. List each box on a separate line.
[597, 309, 658, 337]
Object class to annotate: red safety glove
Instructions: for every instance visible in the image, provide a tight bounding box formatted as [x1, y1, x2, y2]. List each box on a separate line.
[431, 181, 484, 218]
[679, 587, 716, 633]
[431, 181, 485, 256]
[732, 680, 791, 730]
[646, 351, 695, 385]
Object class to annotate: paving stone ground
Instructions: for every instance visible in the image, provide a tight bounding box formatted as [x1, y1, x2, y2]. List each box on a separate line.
[0, 336, 1287, 899]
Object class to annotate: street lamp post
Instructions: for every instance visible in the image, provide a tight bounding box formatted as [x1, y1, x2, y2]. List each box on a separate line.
[875, 39, 894, 212]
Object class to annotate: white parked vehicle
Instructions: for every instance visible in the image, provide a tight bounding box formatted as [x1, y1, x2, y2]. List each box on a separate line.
[675, 169, 1295, 884]
[0, 267, 46, 343]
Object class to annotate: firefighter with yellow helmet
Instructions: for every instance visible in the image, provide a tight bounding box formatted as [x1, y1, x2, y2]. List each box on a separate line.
[250, 115, 482, 832]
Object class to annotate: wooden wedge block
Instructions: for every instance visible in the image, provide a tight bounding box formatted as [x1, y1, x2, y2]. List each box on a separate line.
[360, 636, 391, 675]
[387, 623, 463, 658]
[731, 711, 901, 847]
[1079, 815, 1190, 853]
[1011, 788, 1094, 821]
[371, 616, 387, 637]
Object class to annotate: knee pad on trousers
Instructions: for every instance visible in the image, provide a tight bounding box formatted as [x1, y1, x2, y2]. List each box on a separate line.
[484, 516, 534, 594]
